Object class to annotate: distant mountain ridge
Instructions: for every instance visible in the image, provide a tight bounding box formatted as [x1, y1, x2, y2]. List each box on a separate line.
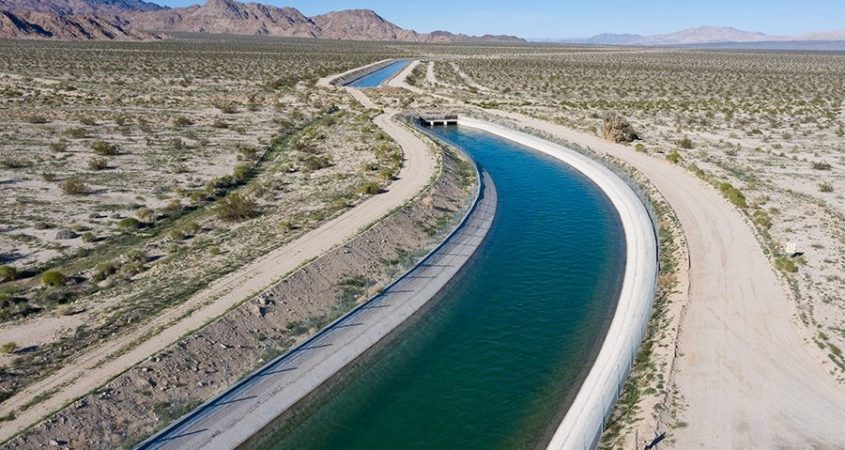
[556, 26, 845, 46]
[0, 9, 161, 39]
[0, 0, 526, 42]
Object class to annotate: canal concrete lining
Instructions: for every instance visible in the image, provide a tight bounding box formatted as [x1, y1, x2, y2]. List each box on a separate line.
[457, 117, 658, 450]
[134, 167, 497, 450]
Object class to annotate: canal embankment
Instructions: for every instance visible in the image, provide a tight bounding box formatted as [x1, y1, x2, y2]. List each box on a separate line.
[131, 150, 496, 449]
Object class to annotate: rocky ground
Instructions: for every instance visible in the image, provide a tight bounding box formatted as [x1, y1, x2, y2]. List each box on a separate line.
[3, 126, 474, 449]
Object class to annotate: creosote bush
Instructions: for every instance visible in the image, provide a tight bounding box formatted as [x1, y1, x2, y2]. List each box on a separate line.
[118, 217, 140, 231]
[602, 112, 639, 143]
[41, 270, 67, 287]
[775, 256, 798, 273]
[666, 151, 682, 164]
[357, 181, 382, 195]
[819, 182, 834, 193]
[91, 140, 119, 156]
[60, 177, 87, 195]
[215, 193, 258, 221]
[88, 157, 109, 171]
[718, 182, 747, 209]
[0, 342, 16, 354]
[0, 265, 16, 282]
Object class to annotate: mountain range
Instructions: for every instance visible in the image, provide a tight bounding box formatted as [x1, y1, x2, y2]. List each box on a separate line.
[0, 0, 525, 42]
[554, 26, 845, 46]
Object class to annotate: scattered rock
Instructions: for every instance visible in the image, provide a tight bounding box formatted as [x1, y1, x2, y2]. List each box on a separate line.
[55, 230, 78, 240]
[603, 112, 639, 143]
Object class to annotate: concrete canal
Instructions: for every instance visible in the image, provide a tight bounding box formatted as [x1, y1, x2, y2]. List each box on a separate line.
[256, 124, 627, 449]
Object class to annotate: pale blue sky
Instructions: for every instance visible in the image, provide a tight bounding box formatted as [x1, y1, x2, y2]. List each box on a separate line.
[154, 0, 845, 39]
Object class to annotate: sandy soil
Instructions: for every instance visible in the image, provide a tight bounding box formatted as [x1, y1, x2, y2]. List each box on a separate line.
[5, 142, 469, 449]
[0, 105, 437, 444]
[486, 109, 845, 449]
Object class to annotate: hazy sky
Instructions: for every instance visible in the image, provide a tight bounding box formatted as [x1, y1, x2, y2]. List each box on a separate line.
[154, 0, 845, 38]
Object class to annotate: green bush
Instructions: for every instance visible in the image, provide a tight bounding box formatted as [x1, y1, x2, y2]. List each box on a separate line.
[233, 164, 251, 181]
[64, 127, 88, 139]
[93, 262, 118, 281]
[0, 342, 16, 354]
[91, 140, 119, 156]
[0, 265, 16, 282]
[811, 161, 831, 171]
[60, 177, 87, 195]
[41, 270, 67, 287]
[216, 193, 258, 221]
[118, 217, 140, 231]
[173, 116, 193, 127]
[774, 256, 798, 273]
[88, 157, 109, 170]
[718, 182, 747, 208]
[135, 207, 154, 223]
[302, 155, 332, 172]
[357, 181, 382, 195]
[666, 151, 682, 164]
[677, 137, 694, 149]
[819, 182, 833, 193]
[49, 140, 68, 152]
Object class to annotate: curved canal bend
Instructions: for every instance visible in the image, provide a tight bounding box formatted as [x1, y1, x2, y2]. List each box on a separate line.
[255, 123, 628, 449]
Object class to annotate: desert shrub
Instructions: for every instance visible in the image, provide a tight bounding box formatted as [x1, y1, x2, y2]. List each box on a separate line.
[88, 157, 109, 170]
[677, 137, 694, 149]
[41, 270, 67, 287]
[27, 115, 49, 124]
[357, 181, 382, 195]
[170, 228, 186, 241]
[238, 146, 258, 160]
[135, 207, 154, 223]
[232, 164, 251, 181]
[666, 151, 682, 164]
[634, 143, 646, 152]
[753, 210, 772, 229]
[215, 102, 239, 114]
[602, 112, 638, 143]
[0, 265, 16, 282]
[718, 182, 747, 208]
[164, 199, 182, 215]
[1, 158, 28, 169]
[819, 182, 834, 193]
[173, 116, 193, 127]
[91, 141, 119, 156]
[775, 256, 798, 273]
[81, 232, 95, 243]
[811, 161, 832, 171]
[65, 127, 88, 139]
[79, 117, 96, 126]
[93, 262, 118, 281]
[216, 193, 258, 221]
[117, 217, 140, 231]
[0, 342, 16, 354]
[42, 172, 56, 181]
[49, 140, 68, 152]
[60, 177, 87, 195]
[302, 155, 332, 172]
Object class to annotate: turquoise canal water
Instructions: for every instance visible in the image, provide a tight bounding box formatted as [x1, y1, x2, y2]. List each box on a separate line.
[258, 125, 626, 449]
[346, 60, 411, 88]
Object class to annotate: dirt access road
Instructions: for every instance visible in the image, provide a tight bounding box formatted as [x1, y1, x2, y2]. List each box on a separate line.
[0, 80, 436, 444]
